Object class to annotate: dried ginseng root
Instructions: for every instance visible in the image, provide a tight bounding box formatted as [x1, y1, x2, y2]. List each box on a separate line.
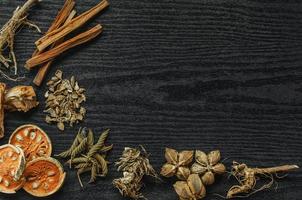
[174, 174, 206, 200]
[9, 124, 52, 162]
[23, 157, 66, 197]
[160, 148, 193, 180]
[0, 144, 26, 194]
[191, 150, 226, 185]
[0, 0, 40, 80]
[44, 70, 86, 131]
[56, 128, 112, 187]
[4, 86, 39, 112]
[113, 146, 159, 199]
[226, 161, 299, 199]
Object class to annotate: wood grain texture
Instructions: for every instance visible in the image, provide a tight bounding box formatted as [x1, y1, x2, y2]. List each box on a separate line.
[0, 0, 302, 199]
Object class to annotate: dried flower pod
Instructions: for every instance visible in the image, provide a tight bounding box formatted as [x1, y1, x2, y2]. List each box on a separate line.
[160, 148, 194, 180]
[174, 174, 206, 200]
[191, 150, 225, 185]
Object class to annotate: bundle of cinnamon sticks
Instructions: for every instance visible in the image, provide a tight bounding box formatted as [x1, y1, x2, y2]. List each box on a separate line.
[26, 0, 109, 86]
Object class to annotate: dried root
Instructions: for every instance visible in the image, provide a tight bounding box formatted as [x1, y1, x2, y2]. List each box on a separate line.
[0, 0, 40, 80]
[226, 161, 299, 199]
[0, 83, 6, 138]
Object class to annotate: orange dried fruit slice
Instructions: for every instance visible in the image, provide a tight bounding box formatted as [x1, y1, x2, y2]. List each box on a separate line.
[0, 144, 26, 193]
[9, 124, 52, 162]
[23, 157, 66, 197]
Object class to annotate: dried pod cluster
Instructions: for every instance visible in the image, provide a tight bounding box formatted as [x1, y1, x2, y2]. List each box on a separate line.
[56, 128, 112, 187]
[0, 84, 39, 139]
[161, 148, 226, 200]
[113, 146, 159, 199]
[44, 70, 86, 131]
[0, 124, 65, 197]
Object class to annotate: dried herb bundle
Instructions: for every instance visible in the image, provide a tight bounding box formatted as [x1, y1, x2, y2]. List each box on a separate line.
[44, 70, 86, 131]
[0, 0, 40, 80]
[113, 146, 159, 199]
[56, 128, 112, 187]
[160, 148, 193, 180]
[174, 174, 206, 200]
[0, 84, 39, 138]
[226, 161, 299, 199]
[191, 150, 226, 186]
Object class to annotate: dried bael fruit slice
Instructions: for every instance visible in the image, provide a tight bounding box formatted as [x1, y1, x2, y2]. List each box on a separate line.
[23, 157, 66, 197]
[9, 124, 52, 162]
[0, 144, 26, 193]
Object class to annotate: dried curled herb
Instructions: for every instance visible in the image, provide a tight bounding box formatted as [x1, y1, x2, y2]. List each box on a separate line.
[174, 174, 206, 200]
[160, 148, 193, 180]
[56, 127, 112, 187]
[191, 150, 226, 185]
[113, 146, 159, 199]
[44, 70, 86, 131]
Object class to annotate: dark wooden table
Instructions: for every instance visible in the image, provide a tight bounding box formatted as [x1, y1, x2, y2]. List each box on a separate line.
[0, 0, 302, 199]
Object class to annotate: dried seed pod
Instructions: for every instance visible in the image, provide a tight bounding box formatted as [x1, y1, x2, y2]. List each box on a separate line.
[9, 124, 52, 162]
[191, 150, 225, 185]
[174, 174, 206, 200]
[226, 161, 299, 199]
[160, 148, 193, 180]
[23, 157, 66, 197]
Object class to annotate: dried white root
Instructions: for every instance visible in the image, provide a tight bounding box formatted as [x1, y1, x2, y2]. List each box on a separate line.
[0, 0, 41, 80]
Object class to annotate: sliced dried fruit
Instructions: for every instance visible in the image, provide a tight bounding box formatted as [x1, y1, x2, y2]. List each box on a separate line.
[23, 157, 66, 197]
[9, 124, 52, 162]
[0, 144, 26, 193]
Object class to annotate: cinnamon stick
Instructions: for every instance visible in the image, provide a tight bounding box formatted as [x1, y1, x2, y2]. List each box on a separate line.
[30, 0, 75, 59]
[35, 0, 109, 51]
[0, 83, 6, 139]
[33, 10, 77, 86]
[26, 24, 102, 68]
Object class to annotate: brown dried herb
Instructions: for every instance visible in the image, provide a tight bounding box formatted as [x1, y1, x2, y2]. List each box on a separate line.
[191, 150, 226, 186]
[0, 0, 40, 80]
[174, 174, 206, 200]
[160, 148, 193, 180]
[113, 146, 159, 199]
[56, 128, 112, 187]
[226, 161, 299, 199]
[44, 70, 86, 131]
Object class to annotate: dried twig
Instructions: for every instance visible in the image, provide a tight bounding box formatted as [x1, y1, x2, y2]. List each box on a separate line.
[26, 24, 102, 68]
[0, 83, 6, 138]
[35, 0, 109, 51]
[0, 0, 40, 80]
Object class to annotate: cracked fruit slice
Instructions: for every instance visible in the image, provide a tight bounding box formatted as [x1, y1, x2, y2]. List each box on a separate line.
[9, 124, 52, 162]
[0, 144, 26, 193]
[23, 157, 66, 197]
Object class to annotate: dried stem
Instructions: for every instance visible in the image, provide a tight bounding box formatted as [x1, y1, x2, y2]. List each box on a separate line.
[33, 10, 77, 86]
[35, 0, 109, 51]
[26, 24, 102, 68]
[0, 83, 6, 138]
[0, 0, 40, 79]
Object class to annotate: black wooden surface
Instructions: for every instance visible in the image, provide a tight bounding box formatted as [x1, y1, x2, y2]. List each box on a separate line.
[0, 0, 302, 199]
